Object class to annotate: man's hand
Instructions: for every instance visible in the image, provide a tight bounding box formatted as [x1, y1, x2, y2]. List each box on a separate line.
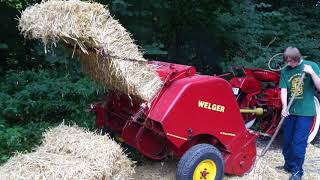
[281, 108, 289, 117]
[303, 64, 315, 75]
[303, 64, 320, 91]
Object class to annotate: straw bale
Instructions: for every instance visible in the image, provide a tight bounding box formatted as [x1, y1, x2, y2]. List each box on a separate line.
[78, 50, 163, 101]
[226, 142, 320, 180]
[18, 0, 163, 101]
[0, 124, 134, 180]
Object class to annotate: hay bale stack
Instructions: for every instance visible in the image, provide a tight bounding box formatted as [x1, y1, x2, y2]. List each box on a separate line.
[0, 125, 134, 180]
[226, 143, 320, 180]
[18, 0, 163, 101]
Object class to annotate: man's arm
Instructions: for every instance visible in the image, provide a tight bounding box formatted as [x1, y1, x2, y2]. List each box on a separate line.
[304, 64, 320, 91]
[281, 88, 289, 117]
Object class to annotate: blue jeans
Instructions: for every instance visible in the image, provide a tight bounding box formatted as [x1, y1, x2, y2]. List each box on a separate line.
[282, 115, 313, 177]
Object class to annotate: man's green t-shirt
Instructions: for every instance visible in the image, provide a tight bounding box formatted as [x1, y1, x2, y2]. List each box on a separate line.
[279, 60, 320, 116]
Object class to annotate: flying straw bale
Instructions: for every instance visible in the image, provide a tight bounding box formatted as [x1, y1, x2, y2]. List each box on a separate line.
[0, 124, 134, 180]
[18, 0, 163, 101]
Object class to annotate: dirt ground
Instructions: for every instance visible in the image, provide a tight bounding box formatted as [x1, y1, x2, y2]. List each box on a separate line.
[132, 138, 320, 180]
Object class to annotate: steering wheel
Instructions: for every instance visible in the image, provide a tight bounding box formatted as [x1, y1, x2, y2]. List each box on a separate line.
[268, 53, 286, 71]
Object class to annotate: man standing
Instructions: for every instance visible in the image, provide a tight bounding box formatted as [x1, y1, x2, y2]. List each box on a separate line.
[279, 47, 320, 180]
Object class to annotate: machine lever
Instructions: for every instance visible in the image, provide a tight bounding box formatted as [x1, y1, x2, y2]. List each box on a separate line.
[240, 108, 264, 116]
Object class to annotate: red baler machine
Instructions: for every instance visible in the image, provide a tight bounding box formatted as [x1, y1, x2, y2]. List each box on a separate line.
[90, 61, 319, 180]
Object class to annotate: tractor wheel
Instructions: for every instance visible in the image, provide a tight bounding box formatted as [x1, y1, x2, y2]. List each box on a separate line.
[308, 96, 320, 144]
[176, 144, 224, 180]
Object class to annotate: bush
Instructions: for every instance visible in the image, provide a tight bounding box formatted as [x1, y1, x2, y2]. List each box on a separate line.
[0, 68, 103, 164]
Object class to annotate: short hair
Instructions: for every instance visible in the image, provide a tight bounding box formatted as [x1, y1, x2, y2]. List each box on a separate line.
[283, 47, 301, 62]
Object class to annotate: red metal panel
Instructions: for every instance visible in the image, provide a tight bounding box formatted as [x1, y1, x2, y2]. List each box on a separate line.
[149, 61, 196, 81]
[148, 75, 248, 147]
[147, 75, 257, 175]
[93, 61, 257, 175]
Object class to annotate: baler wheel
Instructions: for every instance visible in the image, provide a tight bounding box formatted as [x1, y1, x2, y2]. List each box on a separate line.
[176, 144, 224, 180]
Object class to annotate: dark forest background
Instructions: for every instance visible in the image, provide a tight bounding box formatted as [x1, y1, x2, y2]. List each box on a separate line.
[1, 0, 320, 163]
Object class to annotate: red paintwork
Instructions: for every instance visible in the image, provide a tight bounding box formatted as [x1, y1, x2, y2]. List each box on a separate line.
[92, 61, 257, 176]
[229, 67, 282, 135]
[251, 69, 280, 83]
[148, 73, 257, 175]
[92, 61, 320, 176]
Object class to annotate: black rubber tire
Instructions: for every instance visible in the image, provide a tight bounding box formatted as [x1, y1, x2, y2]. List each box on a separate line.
[176, 143, 224, 180]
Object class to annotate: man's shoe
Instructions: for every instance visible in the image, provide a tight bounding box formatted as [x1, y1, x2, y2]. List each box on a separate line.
[289, 174, 301, 180]
[276, 165, 290, 173]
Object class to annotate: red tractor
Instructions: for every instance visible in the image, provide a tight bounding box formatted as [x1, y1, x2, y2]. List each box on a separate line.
[90, 61, 320, 180]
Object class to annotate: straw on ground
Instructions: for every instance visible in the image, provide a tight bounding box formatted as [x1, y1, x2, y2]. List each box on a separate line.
[0, 124, 134, 180]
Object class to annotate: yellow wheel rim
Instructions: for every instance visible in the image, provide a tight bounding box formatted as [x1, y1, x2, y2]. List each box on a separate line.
[193, 159, 217, 180]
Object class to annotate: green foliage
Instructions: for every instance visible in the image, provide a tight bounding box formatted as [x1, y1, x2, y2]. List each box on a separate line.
[100, 0, 320, 73]
[1, 70, 101, 123]
[99, 0, 231, 74]
[0, 64, 103, 164]
[214, 1, 320, 70]
[0, 43, 8, 49]
[1, 0, 40, 10]
[0, 119, 52, 164]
